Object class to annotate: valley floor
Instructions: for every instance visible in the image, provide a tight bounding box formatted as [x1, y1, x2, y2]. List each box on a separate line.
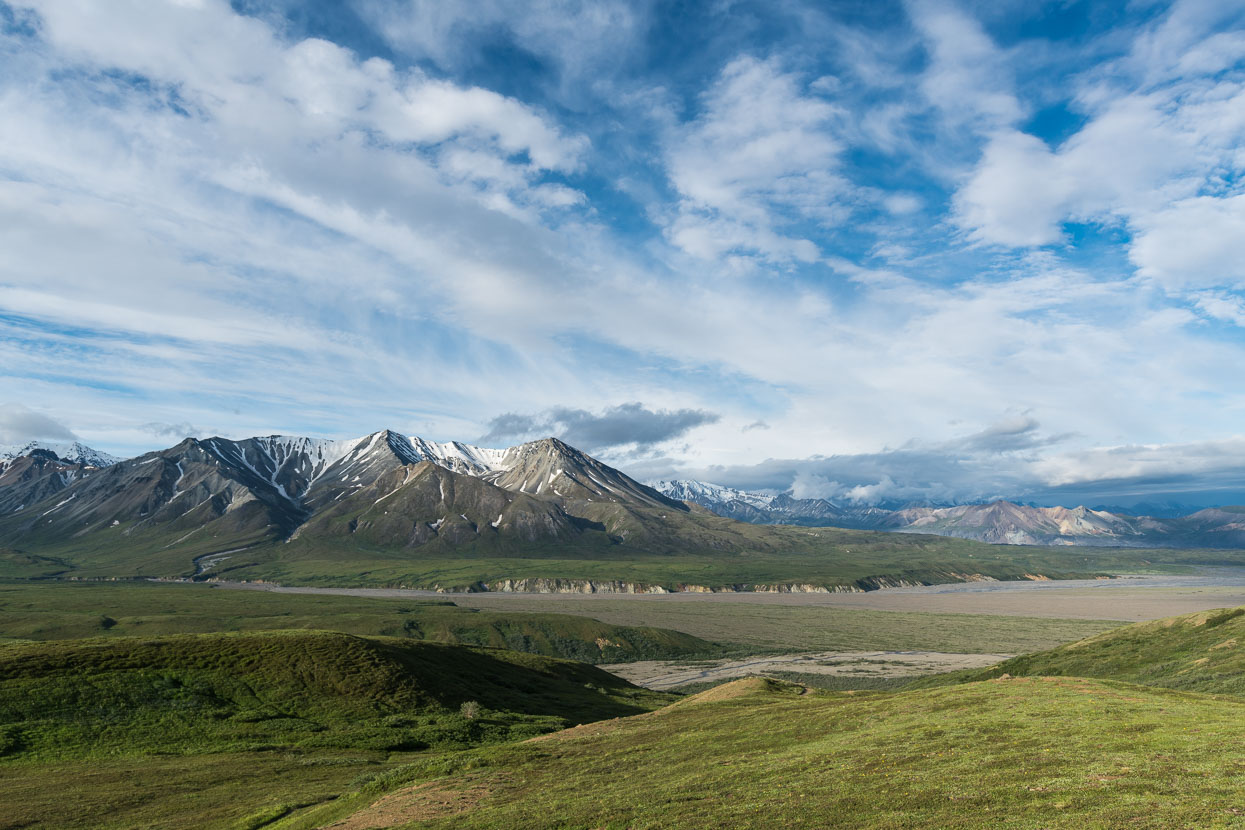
[7, 575, 1245, 827]
[601, 650, 1013, 690]
[214, 568, 1245, 621]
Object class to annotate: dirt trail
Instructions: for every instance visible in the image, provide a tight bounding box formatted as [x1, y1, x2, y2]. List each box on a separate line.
[601, 650, 1011, 690]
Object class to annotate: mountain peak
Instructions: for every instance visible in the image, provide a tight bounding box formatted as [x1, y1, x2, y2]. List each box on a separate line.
[0, 440, 122, 467]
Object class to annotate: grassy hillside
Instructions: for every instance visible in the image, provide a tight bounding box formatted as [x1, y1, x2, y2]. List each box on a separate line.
[0, 631, 672, 828]
[279, 676, 1245, 829]
[0, 581, 724, 663]
[912, 605, 1245, 697]
[0, 631, 668, 758]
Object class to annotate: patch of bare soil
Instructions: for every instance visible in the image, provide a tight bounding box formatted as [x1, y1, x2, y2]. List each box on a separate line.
[673, 676, 802, 705]
[321, 778, 495, 829]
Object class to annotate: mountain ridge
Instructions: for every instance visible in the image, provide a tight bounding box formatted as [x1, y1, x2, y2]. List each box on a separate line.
[0, 440, 120, 468]
[653, 478, 1245, 548]
[7, 438, 1245, 551]
[0, 429, 1130, 590]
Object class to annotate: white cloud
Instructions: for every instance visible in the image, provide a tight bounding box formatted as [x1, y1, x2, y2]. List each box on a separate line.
[1031, 438, 1245, 495]
[949, 0, 1245, 297]
[953, 92, 1210, 247]
[906, 0, 1023, 130]
[2, 0, 1245, 501]
[1131, 195, 1245, 289]
[953, 131, 1072, 246]
[1191, 290, 1245, 325]
[882, 193, 922, 216]
[356, 0, 647, 99]
[662, 56, 847, 263]
[0, 403, 78, 444]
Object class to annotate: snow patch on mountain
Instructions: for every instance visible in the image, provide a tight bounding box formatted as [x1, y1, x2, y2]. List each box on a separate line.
[652, 479, 777, 510]
[0, 441, 121, 467]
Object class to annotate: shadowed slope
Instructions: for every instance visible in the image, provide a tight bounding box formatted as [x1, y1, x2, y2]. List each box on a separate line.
[0, 631, 670, 761]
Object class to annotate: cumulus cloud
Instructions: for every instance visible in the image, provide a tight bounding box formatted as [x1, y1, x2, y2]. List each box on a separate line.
[650, 416, 1084, 505]
[663, 56, 846, 264]
[480, 403, 719, 452]
[1130, 195, 1245, 290]
[0, 403, 77, 444]
[356, 0, 646, 99]
[956, 414, 1072, 453]
[3, 0, 1245, 494]
[949, 0, 1245, 301]
[907, 0, 1022, 130]
[139, 422, 203, 441]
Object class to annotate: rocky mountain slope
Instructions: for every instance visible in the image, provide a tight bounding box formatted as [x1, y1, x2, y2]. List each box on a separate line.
[654, 478, 1245, 548]
[0, 430, 717, 562]
[0, 445, 117, 516]
[0, 430, 630, 556]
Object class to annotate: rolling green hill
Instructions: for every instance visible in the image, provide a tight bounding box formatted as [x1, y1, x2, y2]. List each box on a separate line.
[277, 675, 1245, 829]
[0, 630, 672, 828]
[0, 630, 669, 760]
[911, 605, 1245, 697]
[8, 603, 1245, 828]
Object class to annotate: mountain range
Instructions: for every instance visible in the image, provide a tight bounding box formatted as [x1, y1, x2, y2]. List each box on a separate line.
[1, 430, 1130, 590]
[0, 430, 694, 557]
[652, 479, 1245, 548]
[6, 433, 1245, 593]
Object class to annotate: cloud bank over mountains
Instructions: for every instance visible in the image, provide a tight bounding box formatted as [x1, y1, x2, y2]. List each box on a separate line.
[1, 0, 1244, 507]
[0, 403, 77, 445]
[480, 403, 719, 454]
[642, 423, 1245, 509]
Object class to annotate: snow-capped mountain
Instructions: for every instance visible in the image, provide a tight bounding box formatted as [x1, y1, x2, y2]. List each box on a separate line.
[0, 429, 687, 559]
[0, 441, 122, 515]
[10, 430, 1245, 564]
[653, 480, 777, 510]
[653, 478, 1245, 548]
[652, 479, 845, 525]
[0, 441, 121, 467]
[0, 451, 97, 515]
[880, 502, 1162, 545]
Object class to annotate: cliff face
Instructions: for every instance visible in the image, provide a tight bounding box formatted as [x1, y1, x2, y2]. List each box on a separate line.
[425, 575, 1014, 594]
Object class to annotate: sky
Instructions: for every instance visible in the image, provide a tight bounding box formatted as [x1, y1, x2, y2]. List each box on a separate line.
[2, 0, 1245, 509]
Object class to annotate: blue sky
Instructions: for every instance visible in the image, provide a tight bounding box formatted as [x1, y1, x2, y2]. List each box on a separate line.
[2, 0, 1245, 507]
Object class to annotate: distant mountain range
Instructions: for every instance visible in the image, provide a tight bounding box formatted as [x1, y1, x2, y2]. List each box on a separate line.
[652, 479, 1245, 548]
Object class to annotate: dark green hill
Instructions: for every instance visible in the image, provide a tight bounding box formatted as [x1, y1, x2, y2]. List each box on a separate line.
[0, 630, 670, 762]
[910, 605, 1245, 697]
